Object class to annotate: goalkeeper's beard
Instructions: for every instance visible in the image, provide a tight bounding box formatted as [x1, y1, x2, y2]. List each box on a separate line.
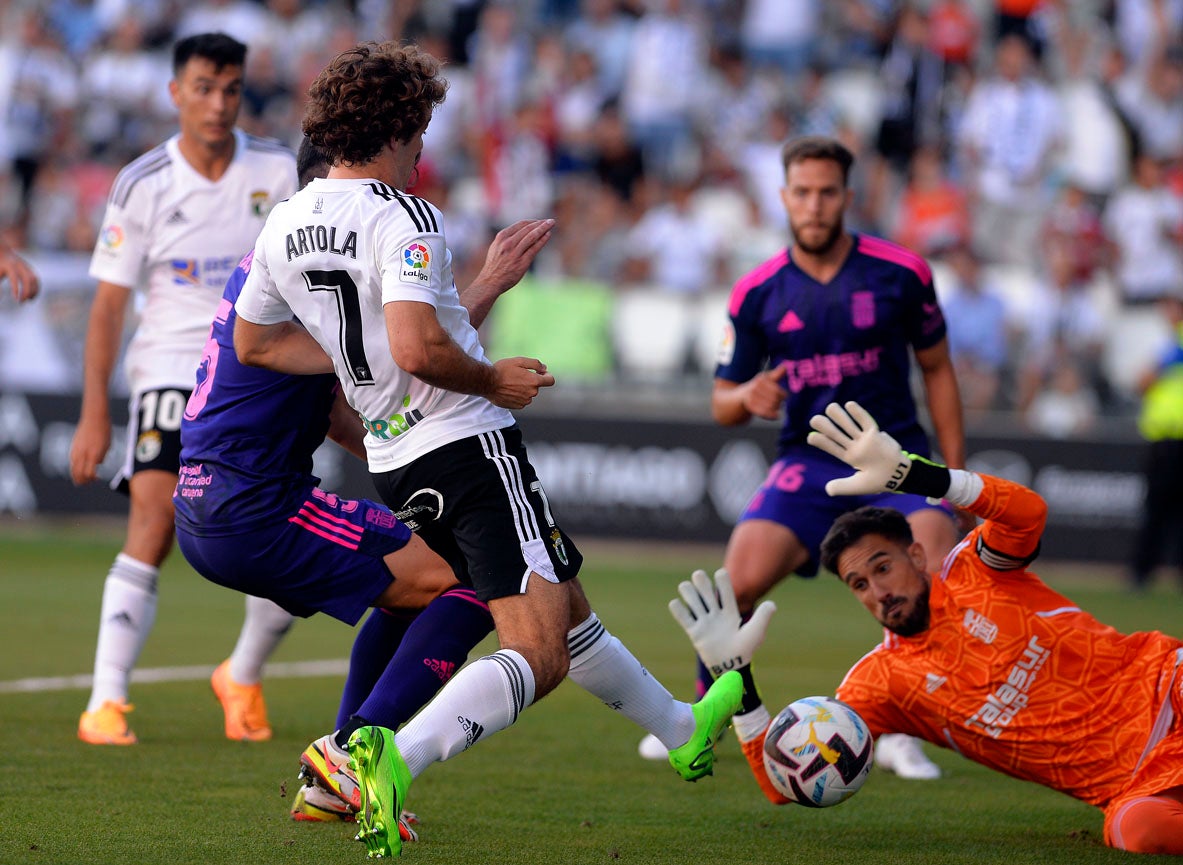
[880, 584, 930, 637]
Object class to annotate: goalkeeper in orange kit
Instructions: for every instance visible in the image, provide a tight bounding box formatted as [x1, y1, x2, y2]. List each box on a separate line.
[670, 401, 1183, 855]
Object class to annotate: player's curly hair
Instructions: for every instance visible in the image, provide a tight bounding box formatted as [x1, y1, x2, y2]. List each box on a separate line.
[302, 42, 448, 167]
[819, 506, 914, 577]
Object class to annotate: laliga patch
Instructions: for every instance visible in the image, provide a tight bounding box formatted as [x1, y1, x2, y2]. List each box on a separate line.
[100, 224, 124, 250]
[716, 321, 736, 366]
[400, 241, 432, 285]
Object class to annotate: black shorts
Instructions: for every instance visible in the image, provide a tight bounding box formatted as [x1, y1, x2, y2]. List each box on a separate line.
[371, 425, 582, 602]
[111, 387, 190, 494]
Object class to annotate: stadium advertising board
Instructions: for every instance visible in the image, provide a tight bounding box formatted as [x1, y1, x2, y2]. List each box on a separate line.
[0, 393, 1145, 562]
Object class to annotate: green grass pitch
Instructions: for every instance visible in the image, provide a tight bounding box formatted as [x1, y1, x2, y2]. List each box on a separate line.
[3, 520, 1181, 864]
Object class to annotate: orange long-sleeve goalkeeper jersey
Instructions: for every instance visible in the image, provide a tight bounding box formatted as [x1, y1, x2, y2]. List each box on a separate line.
[834, 474, 1183, 807]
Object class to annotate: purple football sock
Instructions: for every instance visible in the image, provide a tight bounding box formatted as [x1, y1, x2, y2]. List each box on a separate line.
[354, 586, 493, 731]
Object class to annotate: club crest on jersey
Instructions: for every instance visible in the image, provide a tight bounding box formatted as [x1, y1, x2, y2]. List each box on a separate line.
[851, 291, 876, 329]
[135, 430, 162, 463]
[250, 190, 271, 217]
[171, 259, 200, 286]
[400, 242, 431, 284]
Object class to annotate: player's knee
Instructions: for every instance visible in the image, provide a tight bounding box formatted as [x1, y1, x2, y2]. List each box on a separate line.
[1107, 796, 1183, 855]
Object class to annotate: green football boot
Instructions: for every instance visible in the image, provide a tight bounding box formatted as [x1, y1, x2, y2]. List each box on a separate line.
[668, 669, 744, 782]
[346, 726, 413, 858]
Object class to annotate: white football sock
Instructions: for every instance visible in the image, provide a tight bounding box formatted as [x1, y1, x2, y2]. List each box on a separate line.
[228, 595, 295, 685]
[395, 649, 535, 778]
[566, 612, 695, 749]
[86, 554, 158, 712]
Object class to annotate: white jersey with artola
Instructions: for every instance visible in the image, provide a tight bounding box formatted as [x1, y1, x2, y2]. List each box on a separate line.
[89, 129, 297, 393]
[235, 176, 512, 472]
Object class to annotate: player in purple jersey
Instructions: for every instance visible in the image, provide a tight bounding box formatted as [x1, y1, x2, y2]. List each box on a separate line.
[642, 135, 966, 779]
[174, 140, 557, 830]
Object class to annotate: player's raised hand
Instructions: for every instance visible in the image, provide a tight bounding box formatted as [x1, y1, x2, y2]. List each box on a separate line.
[742, 366, 788, 420]
[478, 219, 555, 293]
[668, 568, 776, 678]
[807, 401, 913, 496]
[488, 356, 555, 409]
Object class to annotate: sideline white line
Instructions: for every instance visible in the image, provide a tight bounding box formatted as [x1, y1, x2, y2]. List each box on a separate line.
[0, 659, 349, 694]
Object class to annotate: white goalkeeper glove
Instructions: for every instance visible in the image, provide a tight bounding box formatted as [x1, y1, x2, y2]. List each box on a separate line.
[668, 568, 777, 678]
[806, 401, 914, 496]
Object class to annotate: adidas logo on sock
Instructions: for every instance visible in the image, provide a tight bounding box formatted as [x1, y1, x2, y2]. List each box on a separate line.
[458, 716, 485, 749]
[108, 611, 135, 626]
[165, 209, 188, 225]
[423, 658, 456, 682]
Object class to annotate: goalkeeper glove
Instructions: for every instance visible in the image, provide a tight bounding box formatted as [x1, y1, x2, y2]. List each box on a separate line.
[668, 568, 776, 678]
[806, 401, 950, 499]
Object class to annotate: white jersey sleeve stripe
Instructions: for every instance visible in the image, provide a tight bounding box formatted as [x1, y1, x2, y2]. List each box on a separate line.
[392, 192, 427, 233]
[111, 148, 170, 208]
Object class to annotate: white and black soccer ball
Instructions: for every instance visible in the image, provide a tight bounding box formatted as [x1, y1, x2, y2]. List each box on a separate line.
[763, 696, 874, 807]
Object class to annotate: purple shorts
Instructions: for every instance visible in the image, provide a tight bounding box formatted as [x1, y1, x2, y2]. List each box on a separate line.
[740, 445, 953, 577]
[176, 487, 413, 625]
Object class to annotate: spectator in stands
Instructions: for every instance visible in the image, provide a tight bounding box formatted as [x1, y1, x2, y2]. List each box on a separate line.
[1103, 152, 1183, 305]
[1130, 289, 1183, 590]
[565, 0, 635, 101]
[591, 101, 646, 203]
[2, 7, 79, 240]
[1041, 182, 1107, 283]
[1114, 1, 1183, 162]
[870, 6, 946, 224]
[621, 0, 708, 176]
[468, 1, 533, 134]
[891, 145, 970, 258]
[79, 16, 170, 162]
[928, 0, 979, 71]
[940, 245, 1009, 413]
[1016, 239, 1109, 413]
[739, 0, 820, 77]
[1052, 23, 1132, 202]
[622, 174, 725, 296]
[956, 32, 1062, 267]
[1024, 355, 1101, 438]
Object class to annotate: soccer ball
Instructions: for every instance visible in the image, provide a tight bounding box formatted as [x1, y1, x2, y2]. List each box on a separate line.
[763, 696, 874, 807]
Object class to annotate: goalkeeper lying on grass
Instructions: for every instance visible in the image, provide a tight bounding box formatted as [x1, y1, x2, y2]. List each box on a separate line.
[671, 400, 1183, 855]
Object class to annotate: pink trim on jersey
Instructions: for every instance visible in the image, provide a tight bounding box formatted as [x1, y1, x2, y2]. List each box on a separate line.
[289, 502, 363, 549]
[729, 249, 790, 317]
[857, 235, 932, 285]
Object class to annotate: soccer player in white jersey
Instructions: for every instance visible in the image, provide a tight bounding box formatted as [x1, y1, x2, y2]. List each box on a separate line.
[233, 41, 744, 858]
[69, 33, 298, 746]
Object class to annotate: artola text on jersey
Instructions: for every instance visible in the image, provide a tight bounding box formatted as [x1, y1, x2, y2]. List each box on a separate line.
[285, 225, 358, 261]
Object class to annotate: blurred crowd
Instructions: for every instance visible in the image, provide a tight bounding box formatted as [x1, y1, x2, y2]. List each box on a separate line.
[2, 0, 1183, 435]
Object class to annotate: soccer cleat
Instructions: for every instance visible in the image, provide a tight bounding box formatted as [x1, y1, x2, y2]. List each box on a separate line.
[291, 782, 356, 823]
[637, 732, 667, 761]
[874, 733, 941, 780]
[346, 725, 413, 859]
[210, 660, 272, 742]
[78, 700, 137, 745]
[299, 734, 361, 810]
[668, 670, 744, 782]
[290, 783, 419, 842]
